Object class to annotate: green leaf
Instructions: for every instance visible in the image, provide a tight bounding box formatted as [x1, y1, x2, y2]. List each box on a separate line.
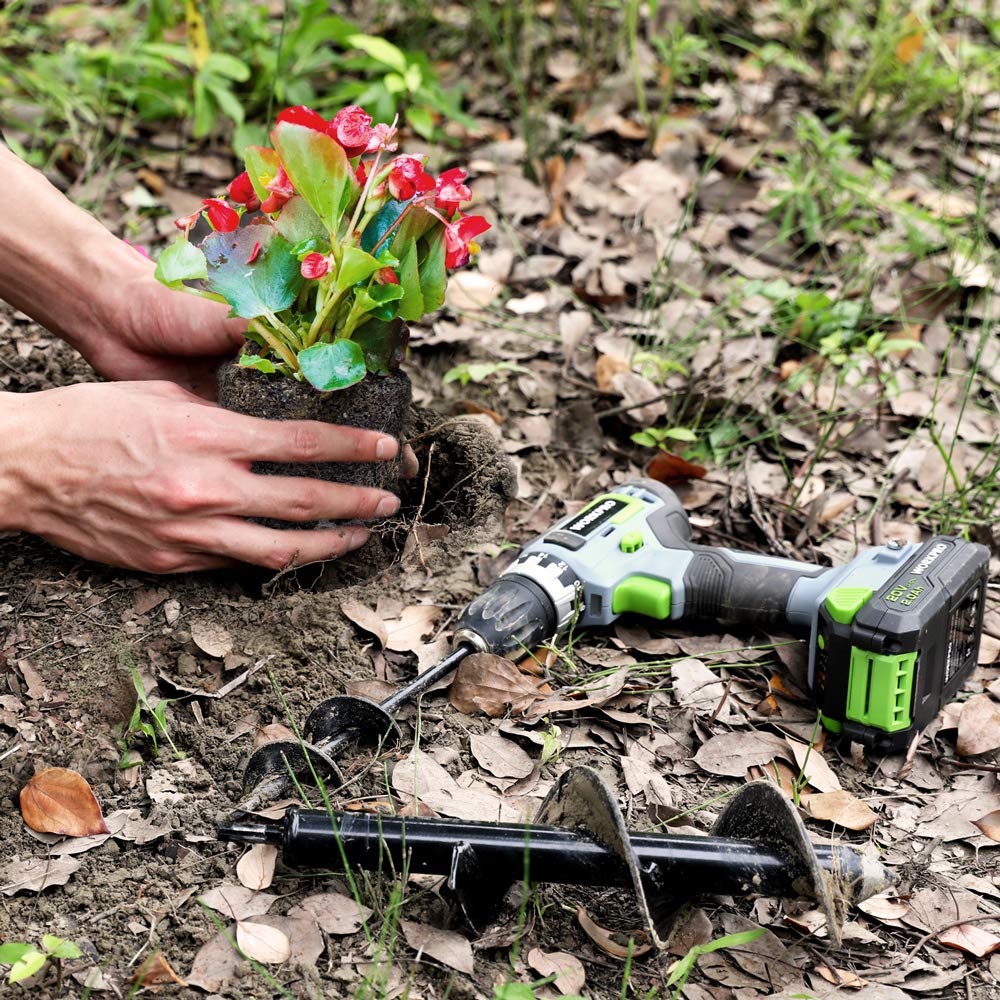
[492, 985, 536, 1000]
[663, 427, 697, 442]
[336, 246, 383, 292]
[274, 196, 327, 246]
[244, 145, 280, 204]
[353, 318, 408, 374]
[397, 238, 423, 322]
[239, 353, 278, 374]
[42, 936, 81, 960]
[272, 121, 359, 235]
[0, 943, 33, 964]
[154, 240, 207, 290]
[407, 104, 436, 140]
[298, 340, 367, 391]
[9, 949, 46, 984]
[346, 33, 408, 72]
[368, 284, 404, 304]
[630, 431, 657, 447]
[201, 225, 303, 319]
[417, 227, 446, 314]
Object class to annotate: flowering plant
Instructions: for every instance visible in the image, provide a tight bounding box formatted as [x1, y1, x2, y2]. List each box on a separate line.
[154, 105, 489, 390]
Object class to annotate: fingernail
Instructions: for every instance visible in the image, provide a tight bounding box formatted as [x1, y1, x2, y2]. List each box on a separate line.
[376, 436, 398, 460]
[347, 527, 370, 550]
[376, 494, 400, 518]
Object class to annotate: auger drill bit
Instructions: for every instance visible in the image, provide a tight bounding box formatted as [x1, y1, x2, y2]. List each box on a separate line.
[222, 767, 894, 947]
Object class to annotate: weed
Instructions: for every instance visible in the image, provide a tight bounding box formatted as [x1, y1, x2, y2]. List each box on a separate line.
[0, 935, 82, 990]
[664, 928, 765, 997]
[118, 664, 183, 768]
[444, 360, 533, 386]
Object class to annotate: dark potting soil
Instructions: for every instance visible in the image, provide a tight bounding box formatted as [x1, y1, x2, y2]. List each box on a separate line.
[217, 361, 412, 528]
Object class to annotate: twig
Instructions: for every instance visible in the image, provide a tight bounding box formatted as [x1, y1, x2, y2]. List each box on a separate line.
[0, 742, 21, 764]
[594, 389, 674, 420]
[708, 676, 735, 723]
[939, 758, 1000, 774]
[409, 442, 436, 569]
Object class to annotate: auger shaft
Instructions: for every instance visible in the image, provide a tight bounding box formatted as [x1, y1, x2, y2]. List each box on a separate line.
[219, 806, 894, 910]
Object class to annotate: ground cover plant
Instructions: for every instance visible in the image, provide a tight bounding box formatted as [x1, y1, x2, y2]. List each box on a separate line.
[2, 0, 1000, 997]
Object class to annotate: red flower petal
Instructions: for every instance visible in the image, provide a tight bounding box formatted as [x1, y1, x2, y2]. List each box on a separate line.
[377, 267, 399, 285]
[247, 241, 263, 264]
[174, 210, 201, 233]
[228, 171, 261, 211]
[276, 106, 329, 132]
[387, 155, 435, 202]
[202, 198, 240, 233]
[329, 105, 373, 157]
[300, 253, 330, 280]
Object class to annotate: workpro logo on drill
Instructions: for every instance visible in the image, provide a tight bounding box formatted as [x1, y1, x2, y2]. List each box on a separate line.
[911, 542, 949, 575]
[565, 497, 627, 536]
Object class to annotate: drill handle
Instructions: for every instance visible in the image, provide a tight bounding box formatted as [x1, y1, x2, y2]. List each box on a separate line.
[642, 483, 826, 626]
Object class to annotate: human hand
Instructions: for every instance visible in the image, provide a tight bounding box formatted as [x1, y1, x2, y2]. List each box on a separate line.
[1, 381, 404, 573]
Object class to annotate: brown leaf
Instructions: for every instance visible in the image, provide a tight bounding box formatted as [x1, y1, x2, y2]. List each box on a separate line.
[401, 919, 474, 975]
[190, 621, 234, 658]
[450, 654, 542, 717]
[956, 694, 1000, 756]
[576, 905, 651, 959]
[895, 16, 925, 63]
[1, 856, 82, 895]
[647, 451, 706, 486]
[236, 843, 277, 890]
[130, 952, 188, 988]
[526, 666, 630, 718]
[858, 895, 910, 922]
[254, 723, 296, 748]
[815, 964, 866, 989]
[187, 930, 241, 992]
[469, 733, 534, 778]
[939, 923, 1000, 958]
[785, 738, 841, 793]
[340, 599, 388, 648]
[802, 789, 878, 831]
[236, 920, 291, 964]
[693, 732, 789, 777]
[20, 767, 110, 837]
[972, 809, 1000, 843]
[527, 948, 585, 996]
[384, 605, 441, 653]
[288, 892, 373, 935]
[199, 884, 277, 921]
[595, 353, 631, 391]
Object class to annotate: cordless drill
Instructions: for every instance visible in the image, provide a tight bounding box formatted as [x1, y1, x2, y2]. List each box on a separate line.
[454, 479, 989, 753]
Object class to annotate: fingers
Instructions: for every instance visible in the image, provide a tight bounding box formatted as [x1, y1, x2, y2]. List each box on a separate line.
[219, 413, 400, 465]
[234, 474, 400, 522]
[206, 519, 371, 569]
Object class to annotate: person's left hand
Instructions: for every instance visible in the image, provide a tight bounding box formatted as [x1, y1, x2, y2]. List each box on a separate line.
[79, 265, 245, 400]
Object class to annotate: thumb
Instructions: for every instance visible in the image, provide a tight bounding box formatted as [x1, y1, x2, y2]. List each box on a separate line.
[145, 282, 247, 358]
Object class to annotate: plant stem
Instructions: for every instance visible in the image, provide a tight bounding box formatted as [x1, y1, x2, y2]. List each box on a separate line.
[305, 286, 348, 346]
[249, 318, 299, 370]
[371, 203, 414, 255]
[262, 307, 300, 350]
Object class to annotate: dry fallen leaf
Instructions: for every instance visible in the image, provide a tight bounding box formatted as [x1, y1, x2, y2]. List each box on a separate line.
[647, 451, 706, 486]
[956, 694, 1000, 756]
[236, 920, 291, 964]
[527, 948, 586, 996]
[445, 271, 504, 310]
[129, 952, 188, 988]
[576, 905, 651, 959]
[786, 738, 842, 793]
[236, 844, 278, 891]
[254, 723, 296, 749]
[190, 621, 234, 658]
[340, 599, 388, 648]
[199, 884, 277, 921]
[450, 654, 542, 717]
[20, 767, 110, 837]
[816, 964, 866, 989]
[385, 605, 441, 653]
[803, 789, 878, 831]
[693, 732, 789, 777]
[1, 856, 82, 895]
[401, 919, 474, 975]
[288, 892, 373, 935]
[939, 923, 1000, 959]
[469, 733, 534, 778]
[972, 809, 1000, 843]
[858, 894, 910, 922]
[186, 930, 241, 993]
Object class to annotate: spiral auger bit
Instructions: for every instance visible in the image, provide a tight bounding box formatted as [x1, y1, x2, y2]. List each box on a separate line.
[222, 766, 895, 948]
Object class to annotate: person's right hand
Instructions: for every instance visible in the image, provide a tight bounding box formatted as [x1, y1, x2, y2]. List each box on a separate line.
[1, 380, 402, 573]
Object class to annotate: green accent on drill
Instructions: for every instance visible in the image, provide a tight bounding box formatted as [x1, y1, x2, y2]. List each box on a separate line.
[619, 531, 644, 553]
[612, 576, 671, 619]
[819, 713, 842, 734]
[825, 586, 874, 624]
[845, 647, 916, 733]
[817, 633, 826, 650]
[608, 496, 644, 525]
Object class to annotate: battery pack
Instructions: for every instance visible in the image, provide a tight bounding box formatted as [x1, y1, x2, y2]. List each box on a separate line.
[813, 537, 988, 753]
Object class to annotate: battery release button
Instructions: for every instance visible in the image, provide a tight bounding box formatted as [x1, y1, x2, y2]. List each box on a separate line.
[619, 531, 644, 553]
[826, 586, 874, 625]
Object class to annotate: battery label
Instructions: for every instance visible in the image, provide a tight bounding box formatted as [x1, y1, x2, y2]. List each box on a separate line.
[564, 497, 629, 536]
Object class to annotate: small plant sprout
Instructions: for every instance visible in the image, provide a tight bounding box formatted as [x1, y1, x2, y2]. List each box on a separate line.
[665, 928, 765, 998]
[0, 936, 82, 989]
[118, 665, 183, 768]
[156, 104, 490, 392]
[443, 360, 532, 386]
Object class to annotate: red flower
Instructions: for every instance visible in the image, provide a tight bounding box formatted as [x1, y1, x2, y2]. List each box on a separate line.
[435, 167, 472, 217]
[260, 164, 295, 214]
[202, 198, 240, 233]
[301, 253, 330, 280]
[276, 105, 329, 132]
[228, 171, 261, 211]
[329, 105, 373, 157]
[355, 160, 367, 186]
[376, 267, 399, 285]
[248, 241, 263, 264]
[366, 122, 398, 154]
[173, 209, 200, 234]
[387, 155, 435, 201]
[443, 214, 490, 268]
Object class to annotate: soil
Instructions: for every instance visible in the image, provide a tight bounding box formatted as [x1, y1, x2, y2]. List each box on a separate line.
[217, 360, 413, 526]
